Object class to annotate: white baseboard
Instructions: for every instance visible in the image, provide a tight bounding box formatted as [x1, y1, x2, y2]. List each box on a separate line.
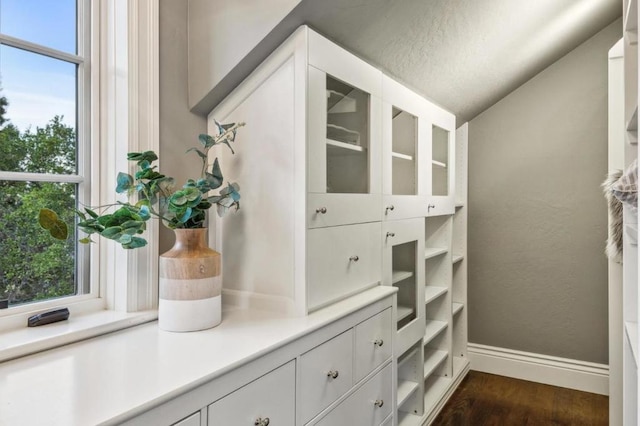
[468, 343, 609, 395]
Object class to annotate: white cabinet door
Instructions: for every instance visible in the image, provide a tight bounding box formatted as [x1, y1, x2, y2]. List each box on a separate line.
[313, 362, 392, 426]
[307, 222, 382, 311]
[354, 308, 393, 382]
[307, 34, 383, 228]
[298, 330, 354, 424]
[426, 103, 456, 216]
[208, 361, 295, 426]
[381, 75, 429, 221]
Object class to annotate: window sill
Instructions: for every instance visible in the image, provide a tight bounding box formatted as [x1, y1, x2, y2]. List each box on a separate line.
[0, 309, 158, 363]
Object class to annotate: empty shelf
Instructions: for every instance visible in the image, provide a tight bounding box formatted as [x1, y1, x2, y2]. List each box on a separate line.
[392, 151, 414, 161]
[452, 254, 464, 264]
[397, 379, 420, 408]
[425, 247, 448, 260]
[425, 286, 447, 304]
[393, 270, 414, 284]
[398, 306, 414, 322]
[424, 375, 451, 413]
[327, 89, 356, 113]
[423, 349, 448, 380]
[432, 160, 447, 168]
[398, 411, 422, 426]
[452, 302, 464, 316]
[326, 138, 365, 153]
[424, 319, 447, 345]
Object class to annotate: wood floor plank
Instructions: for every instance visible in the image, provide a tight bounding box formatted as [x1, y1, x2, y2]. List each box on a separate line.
[433, 371, 608, 426]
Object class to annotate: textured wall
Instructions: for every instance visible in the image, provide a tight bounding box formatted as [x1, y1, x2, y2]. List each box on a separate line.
[468, 19, 621, 364]
[159, 0, 208, 253]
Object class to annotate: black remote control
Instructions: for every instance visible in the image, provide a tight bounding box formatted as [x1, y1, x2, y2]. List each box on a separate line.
[27, 308, 70, 327]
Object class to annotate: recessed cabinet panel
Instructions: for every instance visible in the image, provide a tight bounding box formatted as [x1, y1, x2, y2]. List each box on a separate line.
[299, 330, 354, 424]
[307, 222, 382, 311]
[208, 361, 295, 426]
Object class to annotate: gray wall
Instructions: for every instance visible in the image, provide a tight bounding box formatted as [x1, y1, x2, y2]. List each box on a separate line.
[159, 0, 207, 253]
[468, 19, 621, 364]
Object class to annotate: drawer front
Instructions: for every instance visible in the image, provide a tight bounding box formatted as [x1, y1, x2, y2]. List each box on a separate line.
[381, 195, 426, 221]
[308, 193, 382, 228]
[354, 308, 393, 382]
[173, 412, 200, 426]
[314, 362, 392, 426]
[307, 222, 382, 311]
[208, 361, 295, 426]
[299, 330, 354, 424]
[426, 197, 454, 216]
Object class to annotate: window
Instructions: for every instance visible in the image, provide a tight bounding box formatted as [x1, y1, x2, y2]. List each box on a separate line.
[0, 0, 92, 311]
[0, 1, 159, 353]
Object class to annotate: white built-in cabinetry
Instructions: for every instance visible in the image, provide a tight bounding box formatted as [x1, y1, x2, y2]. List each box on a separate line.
[209, 25, 467, 424]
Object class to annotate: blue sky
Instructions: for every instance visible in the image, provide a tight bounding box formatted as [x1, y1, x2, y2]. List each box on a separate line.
[0, 0, 77, 132]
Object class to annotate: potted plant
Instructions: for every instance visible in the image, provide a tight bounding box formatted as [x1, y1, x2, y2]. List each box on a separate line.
[40, 120, 244, 332]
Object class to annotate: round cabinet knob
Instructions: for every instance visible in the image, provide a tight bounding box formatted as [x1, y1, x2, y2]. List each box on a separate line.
[316, 207, 327, 214]
[374, 399, 384, 408]
[327, 370, 339, 379]
[386, 232, 395, 238]
[349, 255, 359, 262]
[254, 418, 270, 426]
[373, 339, 384, 347]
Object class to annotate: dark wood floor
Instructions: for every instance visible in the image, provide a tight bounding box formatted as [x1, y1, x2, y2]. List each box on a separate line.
[432, 371, 609, 426]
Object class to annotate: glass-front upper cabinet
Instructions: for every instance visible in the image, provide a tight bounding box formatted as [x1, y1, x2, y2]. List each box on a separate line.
[426, 105, 456, 216]
[307, 31, 382, 228]
[381, 75, 429, 221]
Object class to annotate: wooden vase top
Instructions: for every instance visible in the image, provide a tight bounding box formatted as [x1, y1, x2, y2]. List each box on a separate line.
[160, 228, 220, 280]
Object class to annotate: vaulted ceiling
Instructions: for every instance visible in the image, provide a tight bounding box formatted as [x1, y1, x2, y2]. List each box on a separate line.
[291, 0, 621, 123]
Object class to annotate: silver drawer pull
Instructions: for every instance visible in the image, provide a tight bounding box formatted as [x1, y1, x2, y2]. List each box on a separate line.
[373, 339, 384, 347]
[386, 232, 395, 238]
[315, 207, 327, 214]
[374, 399, 384, 407]
[428, 204, 435, 212]
[327, 370, 339, 379]
[254, 418, 270, 426]
[349, 255, 359, 262]
[385, 205, 394, 214]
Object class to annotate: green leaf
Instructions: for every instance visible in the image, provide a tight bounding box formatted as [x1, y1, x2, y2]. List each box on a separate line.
[101, 226, 123, 240]
[122, 236, 147, 249]
[127, 151, 158, 163]
[198, 134, 216, 149]
[116, 172, 133, 193]
[119, 234, 133, 244]
[207, 158, 224, 190]
[79, 237, 93, 244]
[85, 207, 99, 218]
[187, 147, 208, 160]
[38, 209, 69, 240]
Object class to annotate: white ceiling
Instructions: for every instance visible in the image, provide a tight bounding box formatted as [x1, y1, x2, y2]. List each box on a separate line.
[290, 0, 621, 123]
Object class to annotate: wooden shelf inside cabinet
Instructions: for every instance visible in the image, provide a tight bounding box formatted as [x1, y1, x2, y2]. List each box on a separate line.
[424, 319, 447, 345]
[397, 379, 420, 408]
[425, 286, 448, 304]
[392, 151, 414, 161]
[326, 138, 366, 154]
[393, 270, 414, 284]
[625, 0, 638, 44]
[423, 349, 448, 380]
[625, 321, 639, 367]
[452, 302, 464, 316]
[398, 306, 414, 322]
[425, 247, 448, 260]
[432, 160, 447, 168]
[452, 254, 464, 264]
[398, 411, 422, 426]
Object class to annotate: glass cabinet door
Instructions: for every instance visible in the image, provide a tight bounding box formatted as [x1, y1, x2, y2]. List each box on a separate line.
[431, 125, 449, 197]
[391, 107, 418, 196]
[426, 105, 456, 216]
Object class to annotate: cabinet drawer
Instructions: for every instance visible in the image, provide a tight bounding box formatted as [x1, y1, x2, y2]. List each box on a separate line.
[208, 361, 295, 426]
[172, 412, 200, 426]
[354, 308, 393, 382]
[314, 362, 392, 426]
[426, 198, 454, 216]
[308, 193, 382, 228]
[382, 195, 426, 221]
[307, 222, 382, 311]
[299, 330, 354, 424]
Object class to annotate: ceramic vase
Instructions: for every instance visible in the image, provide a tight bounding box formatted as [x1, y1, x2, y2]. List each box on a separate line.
[158, 228, 221, 332]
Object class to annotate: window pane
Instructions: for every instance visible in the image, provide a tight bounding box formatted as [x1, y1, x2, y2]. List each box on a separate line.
[0, 0, 77, 54]
[0, 45, 77, 173]
[0, 181, 78, 307]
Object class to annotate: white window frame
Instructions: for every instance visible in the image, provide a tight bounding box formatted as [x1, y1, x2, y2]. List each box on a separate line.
[0, 0, 159, 360]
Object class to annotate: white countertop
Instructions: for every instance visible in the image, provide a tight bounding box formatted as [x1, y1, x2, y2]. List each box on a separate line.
[0, 287, 395, 426]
